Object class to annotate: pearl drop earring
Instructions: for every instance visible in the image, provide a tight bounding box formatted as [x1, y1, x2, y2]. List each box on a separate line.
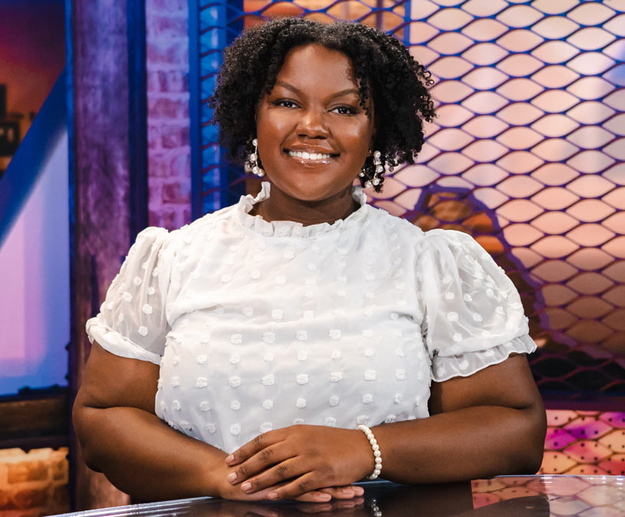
[372, 150, 383, 187]
[247, 138, 265, 177]
[361, 150, 383, 188]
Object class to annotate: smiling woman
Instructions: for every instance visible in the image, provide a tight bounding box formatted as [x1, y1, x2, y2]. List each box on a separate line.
[73, 18, 546, 505]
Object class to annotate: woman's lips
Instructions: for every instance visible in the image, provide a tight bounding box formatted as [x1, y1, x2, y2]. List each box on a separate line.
[286, 150, 335, 165]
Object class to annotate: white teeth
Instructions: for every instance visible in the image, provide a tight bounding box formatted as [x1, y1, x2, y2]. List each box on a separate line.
[289, 151, 332, 160]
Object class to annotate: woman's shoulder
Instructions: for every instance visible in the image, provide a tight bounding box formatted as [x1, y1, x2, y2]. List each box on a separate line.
[166, 204, 239, 241]
[362, 207, 487, 254]
[364, 204, 425, 239]
[417, 227, 488, 256]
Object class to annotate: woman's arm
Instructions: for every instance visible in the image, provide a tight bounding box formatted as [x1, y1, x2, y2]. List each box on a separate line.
[225, 353, 546, 499]
[73, 342, 230, 501]
[375, 353, 546, 483]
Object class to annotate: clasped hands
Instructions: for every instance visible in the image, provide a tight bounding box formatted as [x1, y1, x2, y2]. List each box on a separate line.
[220, 424, 373, 503]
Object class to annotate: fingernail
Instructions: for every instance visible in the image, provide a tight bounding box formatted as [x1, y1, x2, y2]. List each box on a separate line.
[268, 491, 279, 500]
[318, 493, 331, 502]
[225, 454, 234, 463]
[241, 482, 252, 492]
[227, 472, 237, 483]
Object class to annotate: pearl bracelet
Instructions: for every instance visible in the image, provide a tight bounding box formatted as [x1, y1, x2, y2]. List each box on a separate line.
[357, 424, 382, 480]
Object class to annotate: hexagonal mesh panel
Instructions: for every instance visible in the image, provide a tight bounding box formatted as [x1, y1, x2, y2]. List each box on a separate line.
[193, 0, 625, 396]
[541, 409, 625, 475]
[391, 0, 625, 397]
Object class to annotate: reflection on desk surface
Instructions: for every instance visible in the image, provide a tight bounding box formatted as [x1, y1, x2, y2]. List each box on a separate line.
[52, 475, 624, 517]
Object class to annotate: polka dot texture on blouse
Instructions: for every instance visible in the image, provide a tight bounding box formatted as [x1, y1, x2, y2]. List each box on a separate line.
[87, 183, 535, 453]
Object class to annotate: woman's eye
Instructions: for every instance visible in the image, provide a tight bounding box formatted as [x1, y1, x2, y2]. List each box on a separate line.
[333, 106, 357, 115]
[275, 100, 298, 108]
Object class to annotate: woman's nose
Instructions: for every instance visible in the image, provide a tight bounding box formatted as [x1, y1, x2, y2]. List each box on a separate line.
[296, 109, 328, 138]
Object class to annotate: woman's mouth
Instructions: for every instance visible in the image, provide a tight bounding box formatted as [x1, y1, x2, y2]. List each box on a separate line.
[287, 150, 335, 163]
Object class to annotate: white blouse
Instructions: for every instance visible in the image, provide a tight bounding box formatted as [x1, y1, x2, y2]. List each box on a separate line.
[87, 183, 536, 453]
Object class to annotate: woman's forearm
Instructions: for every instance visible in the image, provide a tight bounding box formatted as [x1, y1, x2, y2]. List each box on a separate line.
[74, 405, 227, 501]
[373, 403, 545, 484]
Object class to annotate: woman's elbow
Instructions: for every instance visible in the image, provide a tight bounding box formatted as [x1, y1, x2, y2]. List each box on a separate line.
[514, 443, 544, 475]
[511, 403, 547, 475]
[72, 404, 105, 473]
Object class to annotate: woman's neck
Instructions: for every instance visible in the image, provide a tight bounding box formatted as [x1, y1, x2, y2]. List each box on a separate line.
[251, 185, 359, 226]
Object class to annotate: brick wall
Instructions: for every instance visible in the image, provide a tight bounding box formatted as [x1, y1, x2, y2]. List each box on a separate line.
[146, 0, 191, 231]
[0, 448, 69, 517]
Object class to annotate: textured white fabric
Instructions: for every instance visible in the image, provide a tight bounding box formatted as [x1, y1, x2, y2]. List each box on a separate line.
[87, 182, 536, 453]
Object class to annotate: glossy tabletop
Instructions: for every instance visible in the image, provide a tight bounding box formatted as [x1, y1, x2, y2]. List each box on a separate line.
[54, 475, 624, 517]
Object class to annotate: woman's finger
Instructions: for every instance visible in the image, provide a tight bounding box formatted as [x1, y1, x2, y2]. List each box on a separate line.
[317, 485, 365, 499]
[291, 491, 332, 504]
[227, 429, 284, 466]
[265, 472, 328, 501]
[228, 442, 295, 486]
[237, 457, 308, 494]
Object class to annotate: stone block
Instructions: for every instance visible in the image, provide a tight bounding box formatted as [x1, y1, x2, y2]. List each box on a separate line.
[149, 154, 169, 177]
[180, 126, 190, 146]
[149, 209, 162, 227]
[162, 181, 190, 204]
[161, 208, 180, 230]
[165, 71, 188, 92]
[0, 488, 12, 510]
[147, 41, 185, 66]
[149, 182, 163, 205]
[150, 98, 179, 119]
[148, 125, 161, 150]
[161, 125, 183, 148]
[0, 449, 23, 459]
[147, 72, 161, 92]
[158, 71, 169, 92]
[170, 152, 190, 178]
[7, 461, 48, 483]
[148, 0, 187, 14]
[51, 457, 68, 482]
[11, 487, 48, 510]
[50, 484, 70, 512]
[150, 15, 187, 39]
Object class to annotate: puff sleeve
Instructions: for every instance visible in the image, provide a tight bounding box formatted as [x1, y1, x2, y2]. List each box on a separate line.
[419, 229, 536, 382]
[86, 227, 172, 365]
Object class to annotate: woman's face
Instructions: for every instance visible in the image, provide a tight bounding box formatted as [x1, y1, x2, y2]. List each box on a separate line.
[255, 43, 375, 205]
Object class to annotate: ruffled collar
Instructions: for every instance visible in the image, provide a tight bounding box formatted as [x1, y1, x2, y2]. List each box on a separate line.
[236, 182, 369, 238]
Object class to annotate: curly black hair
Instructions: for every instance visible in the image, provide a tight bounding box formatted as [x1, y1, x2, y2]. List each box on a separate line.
[209, 17, 435, 192]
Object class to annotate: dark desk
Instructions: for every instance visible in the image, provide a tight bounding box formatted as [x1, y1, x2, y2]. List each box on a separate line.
[54, 475, 624, 517]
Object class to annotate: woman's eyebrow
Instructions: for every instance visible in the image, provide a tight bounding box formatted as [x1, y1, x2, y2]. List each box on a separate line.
[273, 80, 360, 100]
